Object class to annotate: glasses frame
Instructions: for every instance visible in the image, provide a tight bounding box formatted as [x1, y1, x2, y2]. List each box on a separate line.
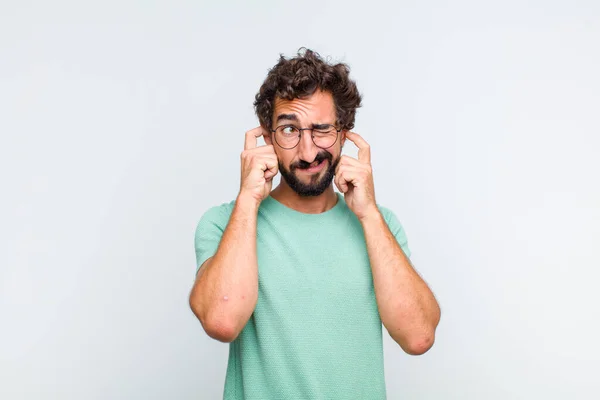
[270, 124, 343, 150]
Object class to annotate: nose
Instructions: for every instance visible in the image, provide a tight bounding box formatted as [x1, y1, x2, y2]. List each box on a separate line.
[296, 130, 319, 163]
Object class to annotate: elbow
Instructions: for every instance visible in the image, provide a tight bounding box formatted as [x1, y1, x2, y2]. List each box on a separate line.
[401, 333, 435, 355]
[189, 292, 239, 343]
[189, 293, 240, 343]
[389, 324, 437, 356]
[403, 305, 441, 355]
[202, 318, 240, 343]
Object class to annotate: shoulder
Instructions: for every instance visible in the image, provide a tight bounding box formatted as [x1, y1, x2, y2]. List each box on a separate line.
[375, 203, 411, 256]
[195, 199, 236, 232]
[203, 199, 236, 219]
[375, 203, 408, 234]
[376, 204, 397, 223]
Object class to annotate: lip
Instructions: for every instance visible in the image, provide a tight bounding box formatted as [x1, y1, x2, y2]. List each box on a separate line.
[300, 159, 327, 173]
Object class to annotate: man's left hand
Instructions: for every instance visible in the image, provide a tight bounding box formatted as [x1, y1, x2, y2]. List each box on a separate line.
[334, 131, 379, 221]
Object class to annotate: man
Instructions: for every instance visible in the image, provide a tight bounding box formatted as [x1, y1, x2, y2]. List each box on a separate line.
[189, 48, 440, 399]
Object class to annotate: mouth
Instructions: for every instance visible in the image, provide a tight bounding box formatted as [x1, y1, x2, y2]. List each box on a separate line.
[299, 159, 327, 173]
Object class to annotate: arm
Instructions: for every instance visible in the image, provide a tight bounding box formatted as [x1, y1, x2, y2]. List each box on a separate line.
[334, 131, 440, 355]
[189, 127, 277, 343]
[360, 210, 440, 355]
[189, 195, 260, 343]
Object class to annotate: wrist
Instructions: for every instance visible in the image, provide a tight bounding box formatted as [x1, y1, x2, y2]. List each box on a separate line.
[236, 192, 261, 212]
[358, 206, 382, 224]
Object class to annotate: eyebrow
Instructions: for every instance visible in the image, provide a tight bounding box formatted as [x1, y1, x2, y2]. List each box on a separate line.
[275, 113, 334, 128]
[275, 113, 299, 123]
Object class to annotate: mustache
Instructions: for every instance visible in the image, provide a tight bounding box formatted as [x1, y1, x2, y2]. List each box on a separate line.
[291, 152, 333, 170]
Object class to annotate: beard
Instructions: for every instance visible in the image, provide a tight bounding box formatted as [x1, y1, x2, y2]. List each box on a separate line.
[278, 151, 340, 197]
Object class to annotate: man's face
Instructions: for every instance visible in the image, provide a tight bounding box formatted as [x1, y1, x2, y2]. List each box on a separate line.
[264, 90, 346, 197]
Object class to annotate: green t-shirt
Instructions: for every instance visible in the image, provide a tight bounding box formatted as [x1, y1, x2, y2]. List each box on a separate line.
[194, 192, 411, 400]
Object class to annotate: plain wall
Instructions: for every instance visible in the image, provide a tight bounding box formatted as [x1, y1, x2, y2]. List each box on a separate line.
[1, 1, 599, 399]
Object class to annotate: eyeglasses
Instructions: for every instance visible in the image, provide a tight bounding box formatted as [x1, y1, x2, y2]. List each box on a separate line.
[270, 124, 342, 150]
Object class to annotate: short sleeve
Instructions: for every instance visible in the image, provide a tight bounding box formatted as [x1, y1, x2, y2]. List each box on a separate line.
[378, 206, 412, 258]
[194, 203, 234, 275]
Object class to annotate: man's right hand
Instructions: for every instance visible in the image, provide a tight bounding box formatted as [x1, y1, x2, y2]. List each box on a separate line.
[239, 127, 279, 205]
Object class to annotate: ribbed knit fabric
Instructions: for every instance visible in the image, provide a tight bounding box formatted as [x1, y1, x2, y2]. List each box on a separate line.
[195, 192, 411, 400]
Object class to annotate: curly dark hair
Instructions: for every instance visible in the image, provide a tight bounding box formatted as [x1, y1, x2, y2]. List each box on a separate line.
[254, 48, 362, 132]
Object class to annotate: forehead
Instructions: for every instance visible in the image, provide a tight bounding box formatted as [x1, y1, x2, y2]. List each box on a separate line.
[273, 90, 336, 124]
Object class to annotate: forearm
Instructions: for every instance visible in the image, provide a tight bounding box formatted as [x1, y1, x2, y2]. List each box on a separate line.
[360, 210, 440, 355]
[190, 195, 260, 340]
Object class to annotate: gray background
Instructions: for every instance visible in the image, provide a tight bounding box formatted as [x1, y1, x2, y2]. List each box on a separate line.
[1, 1, 599, 399]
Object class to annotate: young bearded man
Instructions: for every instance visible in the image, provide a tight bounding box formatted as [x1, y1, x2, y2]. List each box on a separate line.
[189, 48, 441, 400]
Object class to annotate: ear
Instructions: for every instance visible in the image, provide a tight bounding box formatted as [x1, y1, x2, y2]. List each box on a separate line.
[340, 130, 347, 147]
[263, 129, 273, 145]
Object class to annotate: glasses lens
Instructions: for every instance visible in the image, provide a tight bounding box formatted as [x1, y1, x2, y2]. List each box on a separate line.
[312, 126, 338, 148]
[275, 126, 300, 149]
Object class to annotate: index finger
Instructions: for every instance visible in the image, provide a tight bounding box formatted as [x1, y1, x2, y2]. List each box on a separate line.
[345, 131, 371, 164]
[244, 127, 268, 150]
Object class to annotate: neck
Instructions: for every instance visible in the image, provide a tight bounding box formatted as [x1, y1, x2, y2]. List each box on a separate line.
[270, 181, 338, 214]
